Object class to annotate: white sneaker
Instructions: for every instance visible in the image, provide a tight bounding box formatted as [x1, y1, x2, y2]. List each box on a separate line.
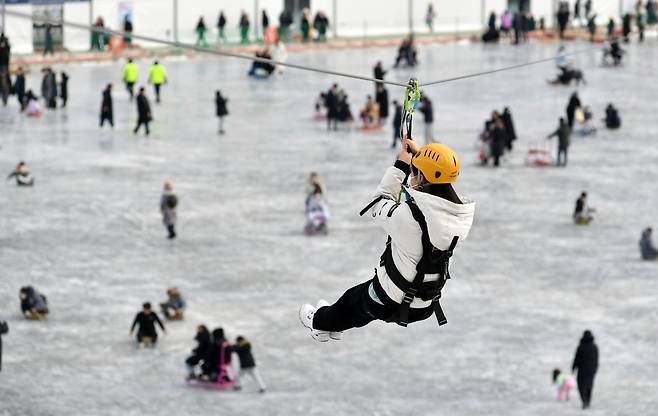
[316, 300, 343, 341]
[299, 304, 329, 342]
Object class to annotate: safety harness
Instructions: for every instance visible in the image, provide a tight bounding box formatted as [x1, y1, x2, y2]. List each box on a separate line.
[360, 188, 459, 328]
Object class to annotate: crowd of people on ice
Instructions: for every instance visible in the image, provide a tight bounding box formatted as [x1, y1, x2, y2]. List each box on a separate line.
[2, 1, 658, 410]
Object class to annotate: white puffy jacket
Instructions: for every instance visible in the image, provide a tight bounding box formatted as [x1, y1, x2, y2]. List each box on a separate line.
[367, 161, 476, 308]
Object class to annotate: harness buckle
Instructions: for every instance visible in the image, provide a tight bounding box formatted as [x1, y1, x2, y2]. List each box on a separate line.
[402, 288, 417, 304]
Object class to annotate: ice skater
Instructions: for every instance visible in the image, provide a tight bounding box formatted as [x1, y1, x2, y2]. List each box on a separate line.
[639, 227, 658, 260]
[129, 302, 166, 347]
[148, 60, 167, 103]
[133, 87, 152, 136]
[572, 330, 598, 409]
[215, 90, 228, 134]
[233, 336, 267, 393]
[160, 180, 178, 239]
[299, 137, 475, 341]
[99, 83, 114, 128]
[123, 58, 139, 100]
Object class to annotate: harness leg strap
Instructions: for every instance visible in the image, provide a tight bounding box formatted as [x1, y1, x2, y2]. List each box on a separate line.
[433, 299, 448, 326]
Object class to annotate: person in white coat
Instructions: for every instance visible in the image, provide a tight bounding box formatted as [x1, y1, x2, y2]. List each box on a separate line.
[299, 137, 475, 342]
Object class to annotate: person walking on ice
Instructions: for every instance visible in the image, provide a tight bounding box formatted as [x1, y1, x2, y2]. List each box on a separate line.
[300, 137, 475, 341]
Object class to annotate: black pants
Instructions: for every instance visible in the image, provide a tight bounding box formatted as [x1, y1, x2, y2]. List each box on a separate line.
[100, 114, 114, 127]
[167, 225, 176, 239]
[577, 373, 595, 408]
[312, 280, 433, 332]
[392, 127, 401, 148]
[186, 353, 204, 367]
[0, 337, 3, 372]
[557, 147, 568, 166]
[126, 82, 135, 99]
[154, 84, 161, 102]
[134, 120, 150, 135]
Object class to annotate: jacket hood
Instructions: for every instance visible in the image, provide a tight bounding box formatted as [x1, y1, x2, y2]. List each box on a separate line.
[580, 330, 595, 344]
[407, 187, 476, 249]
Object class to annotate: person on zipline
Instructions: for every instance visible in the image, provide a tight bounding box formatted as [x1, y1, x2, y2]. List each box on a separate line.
[300, 137, 475, 341]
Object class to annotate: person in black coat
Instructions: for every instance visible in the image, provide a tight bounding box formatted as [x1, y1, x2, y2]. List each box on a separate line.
[391, 100, 402, 149]
[373, 61, 386, 89]
[547, 117, 571, 166]
[604, 103, 621, 129]
[215, 90, 228, 134]
[419, 94, 434, 144]
[500, 107, 517, 151]
[201, 328, 232, 381]
[129, 302, 166, 344]
[233, 336, 267, 393]
[0, 320, 7, 372]
[325, 84, 339, 131]
[59, 72, 68, 108]
[566, 92, 581, 129]
[134, 87, 152, 136]
[489, 115, 508, 167]
[622, 13, 632, 43]
[0, 34, 10, 74]
[185, 325, 211, 379]
[100, 83, 113, 128]
[572, 330, 599, 409]
[375, 84, 389, 124]
[14, 67, 25, 110]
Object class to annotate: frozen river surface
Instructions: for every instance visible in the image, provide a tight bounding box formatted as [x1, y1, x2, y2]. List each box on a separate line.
[1, 39, 658, 416]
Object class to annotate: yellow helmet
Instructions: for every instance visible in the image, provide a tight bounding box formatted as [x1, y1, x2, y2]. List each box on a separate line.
[411, 143, 460, 184]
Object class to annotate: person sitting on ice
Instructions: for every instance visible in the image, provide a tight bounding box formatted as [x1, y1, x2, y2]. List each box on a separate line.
[393, 36, 417, 67]
[248, 48, 275, 77]
[604, 103, 621, 129]
[603, 38, 624, 65]
[305, 172, 324, 207]
[553, 368, 576, 401]
[7, 161, 34, 186]
[129, 302, 166, 346]
[359, 95, 380, 125]
[299, 137, 475, 342]
[575, 106, 596, 136]
[555, 45, 570, 72]
[573, 192, 595, 224]
[185, 325, 211, 380]
[19, 286, 49, 320]
[639, 227, 658, 260]
[159, 287, 186, 320]
[305, 188, 330, 235]
[201, 328, 234, 383]
[25, 90, 42, 117]
[336, 90, 354, 122]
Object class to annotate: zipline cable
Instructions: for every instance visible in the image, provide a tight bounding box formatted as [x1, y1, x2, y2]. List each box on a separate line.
[6, 9, 602, 89]
[419, 47, 599, 87]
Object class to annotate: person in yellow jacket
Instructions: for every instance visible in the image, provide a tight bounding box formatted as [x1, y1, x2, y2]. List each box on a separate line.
[123, 58, 139, 101]
[148, 60, 167, 103]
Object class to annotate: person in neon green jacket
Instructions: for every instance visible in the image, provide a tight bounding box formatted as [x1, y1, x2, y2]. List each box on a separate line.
[123, 58, 139, 100]
[148, 60, 167, 103]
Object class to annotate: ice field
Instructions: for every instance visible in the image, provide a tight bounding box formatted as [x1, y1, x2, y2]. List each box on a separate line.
[1, 39, 658, 416]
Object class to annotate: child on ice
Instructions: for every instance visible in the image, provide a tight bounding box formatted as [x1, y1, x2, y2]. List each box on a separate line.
[553, 368, 576, 401]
